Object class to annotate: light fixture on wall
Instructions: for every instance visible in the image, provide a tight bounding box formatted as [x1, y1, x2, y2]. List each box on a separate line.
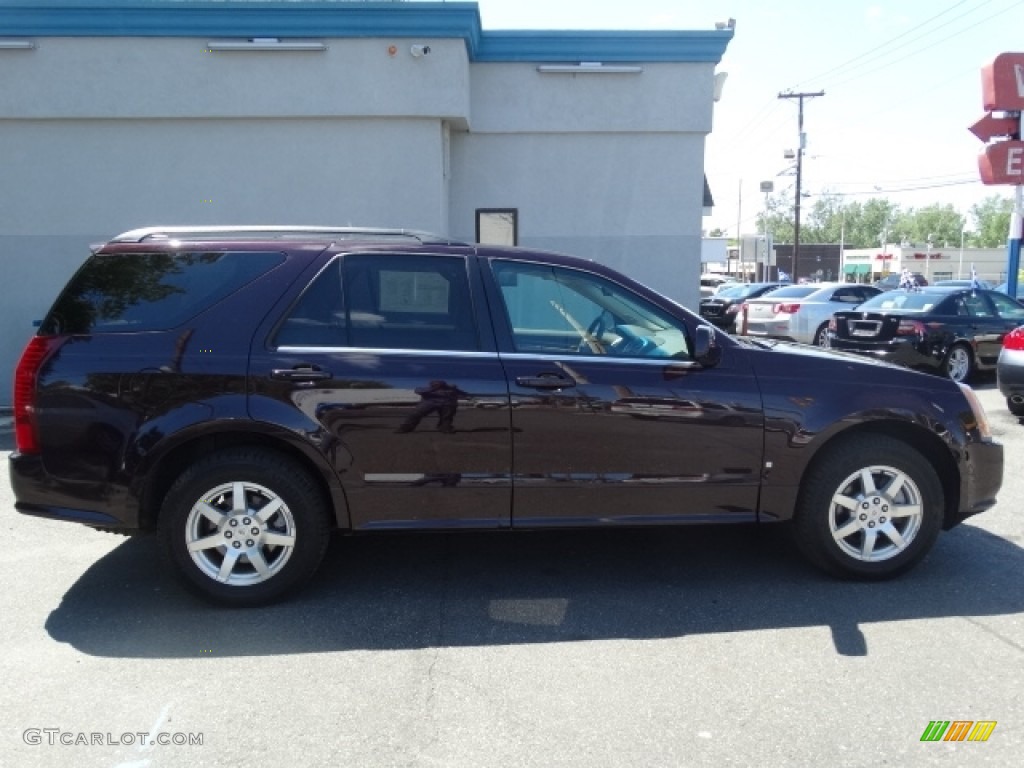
[410, 44, 431, 57]
[205, 38, 327, 52]
[0, 39, 35, 50]
[537, 62, 643, 74]
[713, 71, 729, 102]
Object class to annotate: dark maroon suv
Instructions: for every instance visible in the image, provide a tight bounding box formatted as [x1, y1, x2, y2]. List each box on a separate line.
[10, 226, 1004, 605]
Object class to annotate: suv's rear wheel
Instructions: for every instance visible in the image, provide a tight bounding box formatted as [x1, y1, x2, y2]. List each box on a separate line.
[159, 449, 330, 606]
[793, 436, 943, 579]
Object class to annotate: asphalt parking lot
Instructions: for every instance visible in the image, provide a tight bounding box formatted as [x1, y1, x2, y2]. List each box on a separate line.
[0, 380, 1021, 767]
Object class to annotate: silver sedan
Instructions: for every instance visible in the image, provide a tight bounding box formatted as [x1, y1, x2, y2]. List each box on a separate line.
[740, 282, 881, 346]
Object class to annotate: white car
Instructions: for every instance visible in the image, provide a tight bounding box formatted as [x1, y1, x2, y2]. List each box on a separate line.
[699, 275, 737, 298]
[741, 283, 881, 346]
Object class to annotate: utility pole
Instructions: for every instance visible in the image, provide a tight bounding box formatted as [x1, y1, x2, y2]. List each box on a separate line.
[778, 90, 824, 281]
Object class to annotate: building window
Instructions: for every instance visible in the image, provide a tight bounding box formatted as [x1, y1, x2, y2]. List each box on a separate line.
[476, 209, 518, 246]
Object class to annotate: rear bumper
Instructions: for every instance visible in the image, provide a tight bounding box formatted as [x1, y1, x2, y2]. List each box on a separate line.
[997, 349, 1024, 397]
[8, 452, 137, 530]
[829, 337, 939, 373]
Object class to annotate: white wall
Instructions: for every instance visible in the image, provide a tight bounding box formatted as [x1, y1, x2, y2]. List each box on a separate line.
[0, 37, 718, 404]
[450, 132, 704, 304]
[452, 60, 714, 308]
[0, 37, 471, 121]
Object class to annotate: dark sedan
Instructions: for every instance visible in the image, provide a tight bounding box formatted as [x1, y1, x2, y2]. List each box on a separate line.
[698, 281, 787, 331]
[828, 287, 1024, 382]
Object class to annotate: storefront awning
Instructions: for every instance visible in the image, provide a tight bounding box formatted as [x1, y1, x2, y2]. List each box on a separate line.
[843, 264, 870, 275]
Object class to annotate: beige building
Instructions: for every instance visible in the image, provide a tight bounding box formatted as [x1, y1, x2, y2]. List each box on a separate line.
[841, 244, 1011, 285]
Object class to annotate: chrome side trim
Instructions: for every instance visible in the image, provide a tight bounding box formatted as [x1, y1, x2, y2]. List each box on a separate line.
[498, 352, 700, 368]
[276, 346, 500, 359]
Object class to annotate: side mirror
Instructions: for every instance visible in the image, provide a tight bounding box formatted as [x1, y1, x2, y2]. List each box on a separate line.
[693, 324, 722, 367]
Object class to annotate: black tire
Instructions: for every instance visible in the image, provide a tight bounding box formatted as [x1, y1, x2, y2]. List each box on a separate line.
[792, 436, 943, 580]
[813, 323, 829, 348]
[1007, 397, 1024, 418]
[943, 343, 974, 383]
[159, 448, 331, 606]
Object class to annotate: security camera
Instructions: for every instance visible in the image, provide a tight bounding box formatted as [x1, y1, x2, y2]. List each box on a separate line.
[410, 44, 431, 57]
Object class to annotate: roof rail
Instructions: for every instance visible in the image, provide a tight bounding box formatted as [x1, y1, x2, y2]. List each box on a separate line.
[109, 225, 467, 246]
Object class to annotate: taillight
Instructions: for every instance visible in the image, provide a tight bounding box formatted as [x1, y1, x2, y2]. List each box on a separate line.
[1003, 326, 1024, 351]
[896, 319, 926, 337]
[773, 303, 801, 314]
[13, 336, 63, 454]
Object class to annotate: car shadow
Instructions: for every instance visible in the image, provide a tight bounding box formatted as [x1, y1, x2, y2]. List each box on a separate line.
[45, 522, 1024, 659]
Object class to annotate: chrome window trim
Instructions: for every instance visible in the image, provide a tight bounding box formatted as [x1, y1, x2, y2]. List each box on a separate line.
[276, 346, 499, 359]
[274, 346, 697, 367]
[498, 352, 700, 368]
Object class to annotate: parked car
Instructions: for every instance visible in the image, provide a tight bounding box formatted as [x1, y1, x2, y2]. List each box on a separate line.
[934, 278, 992, 290]
[698, 281, 787, 332]
[875, 272, 928, 291]
[10, 226, 1003, 605]
[997, 325, 1024, 416]
[699, 274, 738, 298]
[994, 281, 1023, 300]
[740, 283, 881, 346]
[828, 286, 1024, 382]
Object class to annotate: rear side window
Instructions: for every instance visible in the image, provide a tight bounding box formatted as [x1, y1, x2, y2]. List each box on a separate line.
[274, 254, 479, 351]
[41, 251, 284, 334]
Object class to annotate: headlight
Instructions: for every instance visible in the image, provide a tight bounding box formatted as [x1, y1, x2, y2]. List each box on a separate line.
[958, 382, 992, 439]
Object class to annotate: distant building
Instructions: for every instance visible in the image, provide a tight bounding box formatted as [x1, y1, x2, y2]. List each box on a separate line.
[841, 245, 1011, 284]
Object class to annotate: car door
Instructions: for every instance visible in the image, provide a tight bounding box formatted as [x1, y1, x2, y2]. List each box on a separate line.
[249, 251, 512, 530]
[483, 257, 765, 527]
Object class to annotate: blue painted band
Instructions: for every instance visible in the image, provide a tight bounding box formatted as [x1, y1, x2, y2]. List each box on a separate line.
[0, 1, 732, 63]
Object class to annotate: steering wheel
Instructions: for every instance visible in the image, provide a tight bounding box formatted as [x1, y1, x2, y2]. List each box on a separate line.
[577, 315, 607, 353]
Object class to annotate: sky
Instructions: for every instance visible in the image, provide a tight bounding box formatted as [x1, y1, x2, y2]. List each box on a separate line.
[471, 0, 1023, 238]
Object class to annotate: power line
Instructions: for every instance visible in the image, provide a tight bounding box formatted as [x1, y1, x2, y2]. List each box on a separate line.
[786, 0, 977, 91]
[825, 0, 1021, 90]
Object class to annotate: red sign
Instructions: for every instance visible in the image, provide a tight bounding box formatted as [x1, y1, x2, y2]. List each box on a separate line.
[969, 112, 1019, 142]
[982, 52, 1024, 110]
[978, 141, 1024, 185]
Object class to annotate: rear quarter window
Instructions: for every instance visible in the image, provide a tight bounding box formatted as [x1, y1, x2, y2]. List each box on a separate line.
[41, 251, 285, 334]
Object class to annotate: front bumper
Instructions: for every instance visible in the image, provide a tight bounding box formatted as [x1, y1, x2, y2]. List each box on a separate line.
[949, 438, 1003, 528]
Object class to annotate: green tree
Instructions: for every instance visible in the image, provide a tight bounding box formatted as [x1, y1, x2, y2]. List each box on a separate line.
[970, 194, 1014, 247]
[756, 192, 795, 244]
[897, 204, 965, 248]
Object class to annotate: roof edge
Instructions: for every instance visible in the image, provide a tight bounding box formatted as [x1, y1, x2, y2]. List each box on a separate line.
[0, 1, 733, 63]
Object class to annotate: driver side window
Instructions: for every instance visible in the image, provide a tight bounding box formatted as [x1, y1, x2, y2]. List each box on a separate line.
[492, 260, 691, 359]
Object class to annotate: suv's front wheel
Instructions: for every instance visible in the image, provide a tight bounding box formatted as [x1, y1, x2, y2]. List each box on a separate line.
[159, 449, 330, 606]
[792, 436, 943, 579]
